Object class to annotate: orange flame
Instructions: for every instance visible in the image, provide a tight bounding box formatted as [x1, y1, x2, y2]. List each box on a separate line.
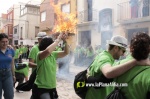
[50, 1, 78, 33]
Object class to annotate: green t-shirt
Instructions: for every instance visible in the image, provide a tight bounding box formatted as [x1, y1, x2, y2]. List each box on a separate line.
[19, 47, 24, 54]
[34, 51, 58, 89]
[28, 45, 39, 72]
[14, 49, 19, 59]
[15, 62, 29, 77]
[55, 46, 62, 51]
[109, 55, 150, 99]
[86, 50, 93, 57]
[23, 46, 27, 53]
[85, 51, 114, 99]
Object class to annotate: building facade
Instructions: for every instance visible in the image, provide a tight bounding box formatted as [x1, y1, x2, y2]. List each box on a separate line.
[1, 7, 14, 45]
[77, 0, 150, 50]
[40, 0, 55, 34]
[15, 4, 40, 45]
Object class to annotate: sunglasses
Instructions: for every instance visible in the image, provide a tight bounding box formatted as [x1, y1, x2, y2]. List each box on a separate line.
[119, 47, 126, 54]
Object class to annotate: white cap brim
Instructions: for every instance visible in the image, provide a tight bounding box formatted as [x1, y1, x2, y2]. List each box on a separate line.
[36, 37, 42, 39]
[106, 40, 127, 49]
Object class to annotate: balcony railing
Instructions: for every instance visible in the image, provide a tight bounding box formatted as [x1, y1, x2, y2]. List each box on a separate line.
[78, 9, 98, 23]
[118, 0, 150, 22]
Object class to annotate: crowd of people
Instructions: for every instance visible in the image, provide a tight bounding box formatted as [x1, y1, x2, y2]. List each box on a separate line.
[0, 31, 150, 99]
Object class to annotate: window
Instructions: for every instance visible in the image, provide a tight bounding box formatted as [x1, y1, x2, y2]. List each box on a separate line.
[14, 28, 17, 34]
[28, 7, 37, 14]
[20, 42, 23, 45]
[61, 3, 70, 13]
[87, 0, 92, 21]
[24, 8, 27, 14]
[21, 10, 24, 16]
[14, 40, 18, 45]
[20, 7, 27, 16]
[41, 11, 46, 22]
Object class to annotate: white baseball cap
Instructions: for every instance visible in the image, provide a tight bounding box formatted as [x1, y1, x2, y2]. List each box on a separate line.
[36, 32, 47, 39]
[106, 35, 127, 49]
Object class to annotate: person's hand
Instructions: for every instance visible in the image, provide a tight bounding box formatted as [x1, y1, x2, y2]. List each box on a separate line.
[7, 45, 14, 49]
[57, 32, 63, 40]
[61, 32, 68, 41]
[136, 58, 150, 66]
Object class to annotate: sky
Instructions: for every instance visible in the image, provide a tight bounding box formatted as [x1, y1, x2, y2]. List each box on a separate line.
[0, 0, 41, 16]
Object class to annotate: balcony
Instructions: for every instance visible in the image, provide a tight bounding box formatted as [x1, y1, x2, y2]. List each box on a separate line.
[78, 9, 98, 24]
[118, 0, 150, 24]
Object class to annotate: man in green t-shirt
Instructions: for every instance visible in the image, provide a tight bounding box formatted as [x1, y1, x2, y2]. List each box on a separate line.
[28, 32, 50, 98]
[28, 32, 59, 99]
[85, 34, 150, 99]
[32, 33, 69, 99]
[28, 32, 47, 72]
[107, 33, 150, 99]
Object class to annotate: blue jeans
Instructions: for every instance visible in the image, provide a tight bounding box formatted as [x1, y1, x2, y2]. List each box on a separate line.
[0, 69, 14, 99]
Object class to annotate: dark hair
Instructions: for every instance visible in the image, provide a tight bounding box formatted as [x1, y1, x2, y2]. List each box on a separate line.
[108, 45, 115, 51]
[15, 45, 19, 49]
[0, 33, 8, 41]
[39, 36, 54, 51]
[131, 32, 150, 61]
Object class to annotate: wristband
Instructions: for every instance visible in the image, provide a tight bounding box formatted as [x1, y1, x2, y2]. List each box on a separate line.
[54, 39, 60, 43]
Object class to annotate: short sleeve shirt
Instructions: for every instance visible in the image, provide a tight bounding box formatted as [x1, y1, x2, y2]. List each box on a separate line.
[111, 55, 150, 99]
[0, 48, 15, 69]
[34, 51, 58, 89]
[89, 51, 114, 77]
[85, 51, 114, 99]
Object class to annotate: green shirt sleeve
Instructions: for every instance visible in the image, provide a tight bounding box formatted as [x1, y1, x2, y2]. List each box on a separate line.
[98, 55, 113, 70]
[14, 49, 19, 59]
[28, 45, 39, 62]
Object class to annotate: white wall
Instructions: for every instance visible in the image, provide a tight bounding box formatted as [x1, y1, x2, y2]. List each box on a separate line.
[27, 13, 40, 40]
[13, 4, 20, 27]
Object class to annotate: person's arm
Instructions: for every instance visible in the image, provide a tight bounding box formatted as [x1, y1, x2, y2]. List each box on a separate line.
[38, 33, 66, 60]
[29, 58, 37, 68]
[101, 58, 150, 78]
[38, 39, 61, 60]
[57, 40, 69, 58]
[11, 58, 16, 82]
[25, 76, 28, 82]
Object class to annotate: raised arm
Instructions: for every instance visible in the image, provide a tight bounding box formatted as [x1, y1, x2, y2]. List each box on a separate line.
[57, 40, 69, 58]
[38, 33, 67, 60]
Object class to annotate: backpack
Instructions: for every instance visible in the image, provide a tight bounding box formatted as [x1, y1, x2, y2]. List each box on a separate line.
[15, 63, 27, 70]
[106, 87, 126, 99]
[74, 69, 88, 99]
[74, 61, 113, 99]
[106, 67, 150, 99]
